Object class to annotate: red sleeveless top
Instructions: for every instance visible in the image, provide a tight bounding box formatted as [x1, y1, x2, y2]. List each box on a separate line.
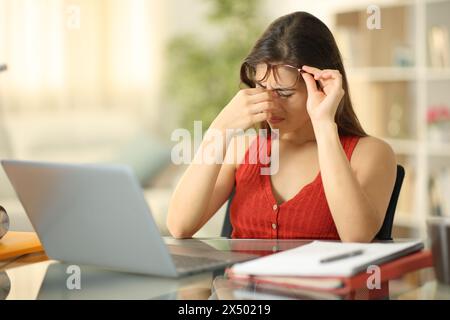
[230, 134, 360, 239]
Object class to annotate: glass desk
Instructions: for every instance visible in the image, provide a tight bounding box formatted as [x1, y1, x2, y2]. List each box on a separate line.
[0, 238, 449, 300]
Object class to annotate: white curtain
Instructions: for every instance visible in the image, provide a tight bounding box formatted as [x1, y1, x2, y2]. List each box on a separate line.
[0, 0, 165, 112]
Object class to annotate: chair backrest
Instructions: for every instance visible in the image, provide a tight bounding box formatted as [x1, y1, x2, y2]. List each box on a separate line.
[375, 164, 405, 240]
[221, 165, 405, 240]
[220, 188, 235, 238]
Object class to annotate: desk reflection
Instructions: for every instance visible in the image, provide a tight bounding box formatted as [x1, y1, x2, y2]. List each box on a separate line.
[0, 271, 11, 300]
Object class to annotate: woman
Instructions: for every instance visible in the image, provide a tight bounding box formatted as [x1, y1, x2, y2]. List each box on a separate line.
[167, 11, 397, 242]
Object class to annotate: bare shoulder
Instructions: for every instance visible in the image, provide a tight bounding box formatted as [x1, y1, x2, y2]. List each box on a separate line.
[354, 136, 395, 159]
[351, 136, 397, 178]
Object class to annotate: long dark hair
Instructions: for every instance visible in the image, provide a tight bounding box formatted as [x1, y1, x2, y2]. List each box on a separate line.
[240, 11, 367, 137]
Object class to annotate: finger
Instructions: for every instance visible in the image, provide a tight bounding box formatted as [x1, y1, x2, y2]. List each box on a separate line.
[252, 111, 270, 124]
[322, 78, 345, 99]
[301, 72, 319, 94]
[302, 65, 322, 77]
[317, 72, 332, 80]
[248, 91, 272, 104]
[316, 70, 342, 90]
[319, 70, 342, 80]
[242, 87, 267, 96]
[249, 101, 277, 114]
[322, 88, 345, 106]
[315, 70, 338, 80]
[317, 77, 334, 88]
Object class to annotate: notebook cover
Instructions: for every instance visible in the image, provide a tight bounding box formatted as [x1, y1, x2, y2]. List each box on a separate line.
[0, 232, 44, 261]
[226, 250, 433, 296]
[336, 250, 433, 294]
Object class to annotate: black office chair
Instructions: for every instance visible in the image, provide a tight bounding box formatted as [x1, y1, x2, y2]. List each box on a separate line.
[221, 164, 405, 241]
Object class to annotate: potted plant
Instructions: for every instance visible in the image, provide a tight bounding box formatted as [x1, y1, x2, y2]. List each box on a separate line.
[164, 0, 264, 132]
[427, 104, 450, 143]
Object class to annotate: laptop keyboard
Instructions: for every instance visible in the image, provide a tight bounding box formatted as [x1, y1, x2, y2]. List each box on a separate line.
[171, 254, 229, 272]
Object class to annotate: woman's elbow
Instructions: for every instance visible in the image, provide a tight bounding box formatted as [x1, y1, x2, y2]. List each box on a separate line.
[166, 213, 195, 239]
[338, 215, 382, 243]
[340, 234, 373, 243]
[169, 230, 194, 239]
[166, 223, 194, 239]
[339, 230, 375, 243]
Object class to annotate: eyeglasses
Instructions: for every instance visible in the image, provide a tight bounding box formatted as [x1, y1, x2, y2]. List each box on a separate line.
[244, 62, 304, 90]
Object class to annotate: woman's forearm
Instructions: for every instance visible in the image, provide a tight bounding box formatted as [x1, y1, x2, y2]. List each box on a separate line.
[313, 122, 380, 242]
[167, 127, 231, 238]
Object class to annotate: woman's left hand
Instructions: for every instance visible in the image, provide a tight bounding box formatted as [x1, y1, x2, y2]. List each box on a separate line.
[301, 65, 345, 125]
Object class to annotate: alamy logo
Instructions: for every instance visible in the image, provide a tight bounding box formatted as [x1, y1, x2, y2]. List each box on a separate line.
[366, 265, 381, 290]
[66, 5, 81, 30]
[171, 121, 280, 175]
[367, 5, 382, 30]
[66, 265, 81, 290]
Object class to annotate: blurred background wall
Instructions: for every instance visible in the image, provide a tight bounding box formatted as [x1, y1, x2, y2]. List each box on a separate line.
[0, 0, 449, 239]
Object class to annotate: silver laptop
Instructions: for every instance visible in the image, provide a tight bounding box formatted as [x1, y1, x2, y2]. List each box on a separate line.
[1, 159, 252, 277]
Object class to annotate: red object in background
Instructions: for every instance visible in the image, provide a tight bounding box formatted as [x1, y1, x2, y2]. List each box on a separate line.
[427, 104, 450, 124]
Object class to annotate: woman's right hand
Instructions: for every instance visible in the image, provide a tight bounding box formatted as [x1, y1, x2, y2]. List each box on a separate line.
[211, 88, 276, 132]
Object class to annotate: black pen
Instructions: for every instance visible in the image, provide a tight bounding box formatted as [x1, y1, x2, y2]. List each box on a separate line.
[319, 249, 364, 263]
